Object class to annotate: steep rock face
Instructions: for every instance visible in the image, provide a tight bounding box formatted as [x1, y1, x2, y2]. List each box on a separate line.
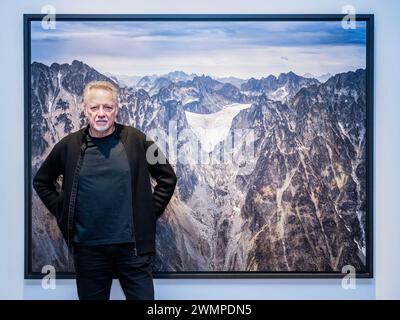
[30, 61, 367, 274]
[230, 69, 366, 272]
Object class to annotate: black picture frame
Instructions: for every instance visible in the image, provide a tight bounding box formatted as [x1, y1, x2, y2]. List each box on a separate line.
[24, 14, 374, 279]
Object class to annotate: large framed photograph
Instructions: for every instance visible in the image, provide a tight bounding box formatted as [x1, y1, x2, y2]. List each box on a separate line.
[24, 14, 374, 279]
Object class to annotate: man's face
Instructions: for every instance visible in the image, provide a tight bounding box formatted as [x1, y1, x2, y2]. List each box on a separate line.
[84, 88, 118, 133]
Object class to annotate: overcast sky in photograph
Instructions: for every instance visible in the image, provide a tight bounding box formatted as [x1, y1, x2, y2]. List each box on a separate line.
[31, 20, 367, 79]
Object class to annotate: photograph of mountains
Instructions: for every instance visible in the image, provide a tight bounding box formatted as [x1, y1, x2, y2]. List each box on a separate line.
[28, 19, 370, 275]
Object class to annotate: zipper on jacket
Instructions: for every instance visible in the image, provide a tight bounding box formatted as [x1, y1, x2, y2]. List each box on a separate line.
[66, 143, 86, 249]
[121, 141, 138, 256]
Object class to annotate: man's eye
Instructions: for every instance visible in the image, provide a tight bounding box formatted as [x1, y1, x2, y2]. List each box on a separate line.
[105, 106, 113, 111]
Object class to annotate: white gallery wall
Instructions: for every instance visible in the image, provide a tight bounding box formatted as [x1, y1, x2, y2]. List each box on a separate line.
[0, 0, 399, 300]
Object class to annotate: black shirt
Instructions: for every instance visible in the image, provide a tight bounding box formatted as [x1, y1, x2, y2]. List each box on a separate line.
[73, 131, 135, 245]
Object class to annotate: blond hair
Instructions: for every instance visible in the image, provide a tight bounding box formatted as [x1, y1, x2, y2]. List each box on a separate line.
[83, 81, 119, 105]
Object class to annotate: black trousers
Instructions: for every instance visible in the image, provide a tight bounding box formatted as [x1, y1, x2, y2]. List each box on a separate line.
[72, 243, 154, 300]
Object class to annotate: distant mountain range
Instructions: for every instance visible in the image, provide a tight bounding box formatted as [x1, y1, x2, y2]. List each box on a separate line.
[30, 60, 367, 273]
[303, 72, 333, 83]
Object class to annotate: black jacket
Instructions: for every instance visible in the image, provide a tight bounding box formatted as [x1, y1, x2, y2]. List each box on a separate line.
[33, 122, 177, 255]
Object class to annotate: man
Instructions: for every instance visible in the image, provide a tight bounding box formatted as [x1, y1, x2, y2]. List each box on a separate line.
[33, 80, 177, 300]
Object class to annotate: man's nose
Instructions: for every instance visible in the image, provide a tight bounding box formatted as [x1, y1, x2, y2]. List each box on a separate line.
[98, 106, 106, 116]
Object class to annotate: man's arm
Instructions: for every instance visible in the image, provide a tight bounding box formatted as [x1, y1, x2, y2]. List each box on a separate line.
[144, 138, 177, 219]
[33, 142, 63, 218]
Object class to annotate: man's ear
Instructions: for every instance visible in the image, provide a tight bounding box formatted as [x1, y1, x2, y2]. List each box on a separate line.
[82, 103, 88, 118]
